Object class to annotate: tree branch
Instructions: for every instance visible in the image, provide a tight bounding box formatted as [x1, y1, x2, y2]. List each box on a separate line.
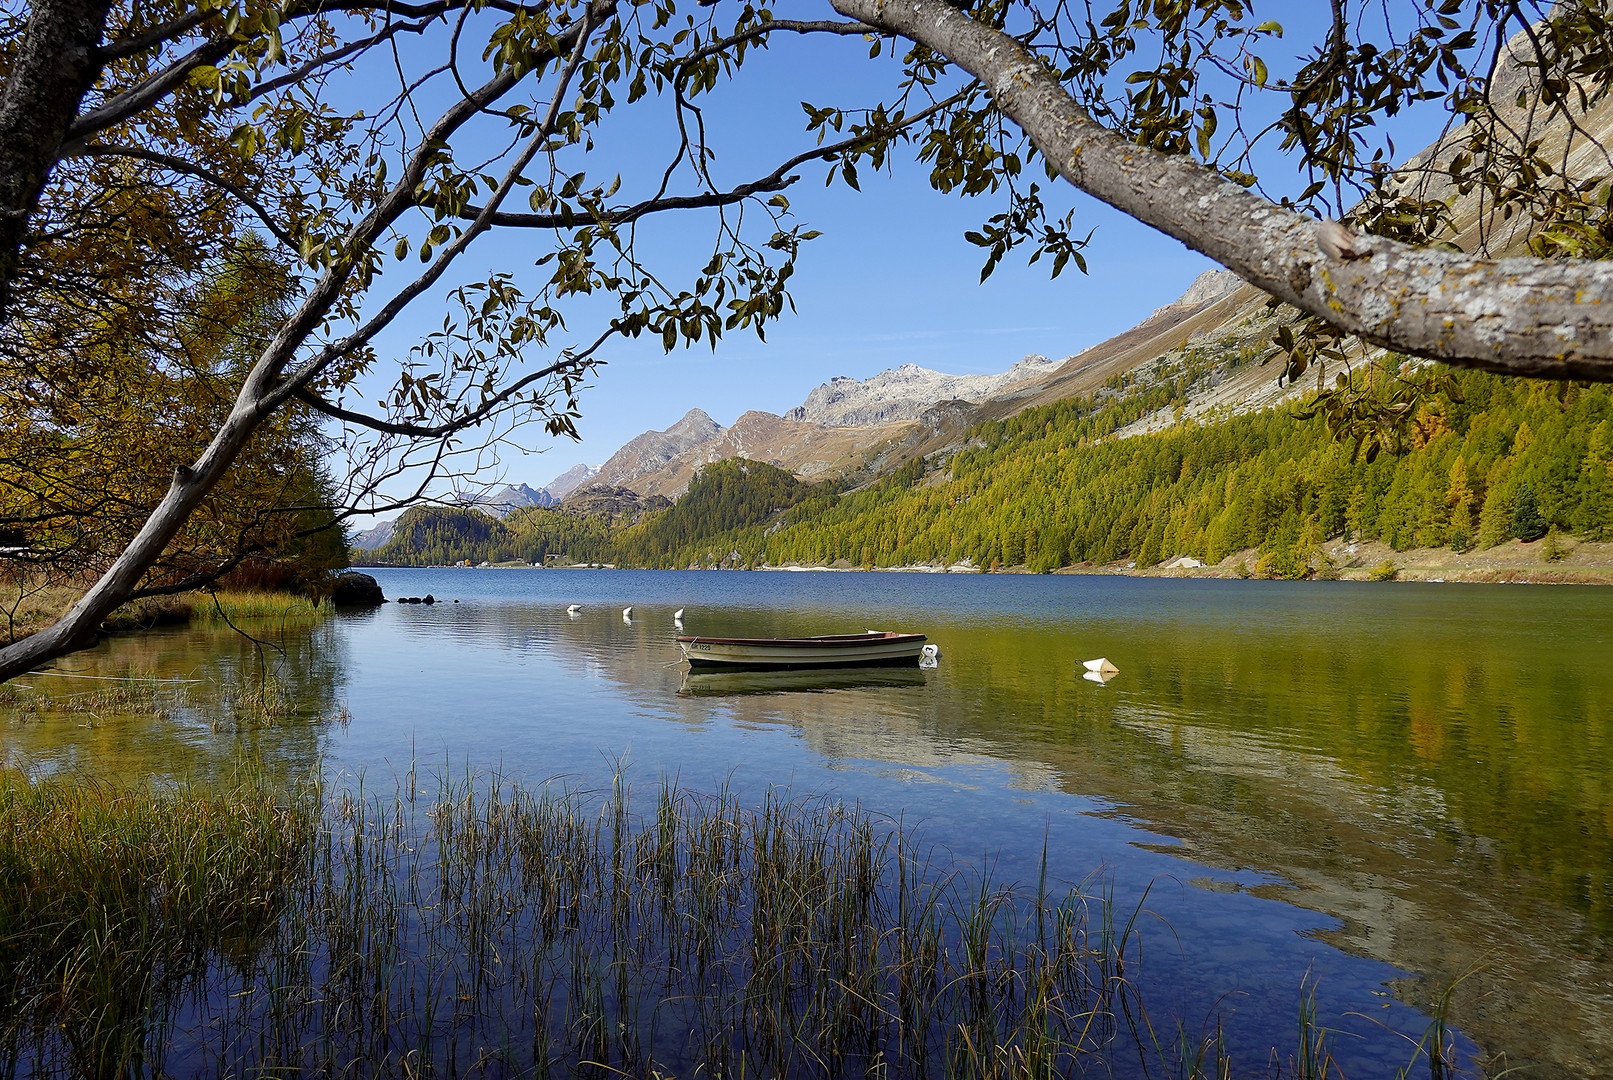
[71, 143, 299, 249]
[832, 0, 1613, 381]
[0, 0, 115, 318]
[429, 92, 968, 229]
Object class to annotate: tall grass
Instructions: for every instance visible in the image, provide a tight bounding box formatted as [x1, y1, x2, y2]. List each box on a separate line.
[2, 578, 329, 644]
[189, 589, 330, 623]
[0, 676, 185, 721]
[0, 773, 1463, 1079]
[0, 770, 315, 1077]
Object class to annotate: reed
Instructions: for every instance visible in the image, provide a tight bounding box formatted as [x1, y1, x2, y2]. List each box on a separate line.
[0, 772, 1466, 1079]
[0, 674, 185, 722]
[0, 769, 316, 1078]
[3, 578, 328, 645]
[190, 589, 330, 623]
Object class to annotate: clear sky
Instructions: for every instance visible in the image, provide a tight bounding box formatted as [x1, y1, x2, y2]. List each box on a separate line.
[342, 0, 1450, 505]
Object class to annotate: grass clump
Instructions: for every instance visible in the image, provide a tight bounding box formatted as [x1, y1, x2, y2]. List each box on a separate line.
[0, 774, 1467, 1079]
[0, 675, 184, 722]
[191, 589, 330, 623]
[2, 578, 328, 645]
[0, 771, 315, 1077]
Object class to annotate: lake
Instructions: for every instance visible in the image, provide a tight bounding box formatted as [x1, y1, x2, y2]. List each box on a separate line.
[5, 569, 1611, 1077]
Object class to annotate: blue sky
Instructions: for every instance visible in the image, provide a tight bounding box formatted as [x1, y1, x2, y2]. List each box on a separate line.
[343, 0, 1458, 501]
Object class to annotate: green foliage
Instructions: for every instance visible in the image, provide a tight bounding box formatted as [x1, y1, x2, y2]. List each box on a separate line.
[1512, 483, 1547, 542]
[366, 504, 615, 568]
[374, 368, 1613, 575]
[1369, 560, 1400, 582]
[744, 368, 1612, 571]
[612, 459, 816, 569]
[1, 236, 349, 592]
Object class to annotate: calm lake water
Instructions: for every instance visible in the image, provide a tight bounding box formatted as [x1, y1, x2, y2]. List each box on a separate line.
[6, 569, 1612, 1077]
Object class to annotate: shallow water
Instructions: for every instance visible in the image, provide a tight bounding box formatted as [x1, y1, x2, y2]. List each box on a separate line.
[6, 569, 1611, 1076]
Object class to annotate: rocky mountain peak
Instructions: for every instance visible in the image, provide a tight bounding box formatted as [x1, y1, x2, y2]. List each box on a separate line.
[584, 407, 728, 493]
[543, 463, 599, 500]
[784, 355, 1063, 428]
[667, 408, 721, 440]
[1151, 268, 1245, 318]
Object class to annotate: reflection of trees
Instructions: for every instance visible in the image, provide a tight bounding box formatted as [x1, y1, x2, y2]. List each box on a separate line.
[0, 620, 347, 786]
[415, 589, 1613, 1077]
[853, 601, 1613, 1080]
[26, 584, 1601, 1075]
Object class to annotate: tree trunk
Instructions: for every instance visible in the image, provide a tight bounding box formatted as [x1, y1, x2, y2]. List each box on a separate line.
[0, 0, 115, 318]
[0, 395, 271, 683]
[831, 0, 1613, 382]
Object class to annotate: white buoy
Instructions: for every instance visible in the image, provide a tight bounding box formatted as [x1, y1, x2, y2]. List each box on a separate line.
[1082, 657, 1118, 675]
[919, 643, 940, 669]
[567, 604, 581, 614]
[673, 608, 684, 621]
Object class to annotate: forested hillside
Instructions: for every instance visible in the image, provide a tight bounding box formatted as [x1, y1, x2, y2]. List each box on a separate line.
[754, 365, 1612, 575]
[361, 365, 1613, 576]
[612, 460, 819, 568]
[364, 505, 615, 567]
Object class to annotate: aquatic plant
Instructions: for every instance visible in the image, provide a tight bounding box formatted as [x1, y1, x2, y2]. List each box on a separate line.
[0, 770, 314, 1077]
[0, 772, 1465, 1079]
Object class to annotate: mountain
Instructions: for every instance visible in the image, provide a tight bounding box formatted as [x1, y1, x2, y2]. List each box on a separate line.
[459, 483, 556, 517]
[593, 410, 909, 500]
[543, 463, 598, 500]
[586, 408, 725, 493]
[350, 518, 396, 551]
[784, 356, 1063, 427]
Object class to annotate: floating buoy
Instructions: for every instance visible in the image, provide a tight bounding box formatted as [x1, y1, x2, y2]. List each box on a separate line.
[673, 608, 684, 621]
[919, 643, 941, 669]
[1082, 657, 1118, 675]
[567, 604, 581, 614]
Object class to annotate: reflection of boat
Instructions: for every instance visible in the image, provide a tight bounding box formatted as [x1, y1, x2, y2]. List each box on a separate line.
[679, 666, 928, 697]
[676, 631, 927, 670]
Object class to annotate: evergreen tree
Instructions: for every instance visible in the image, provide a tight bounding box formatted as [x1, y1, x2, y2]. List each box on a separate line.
[1512, 483, 1547, 542]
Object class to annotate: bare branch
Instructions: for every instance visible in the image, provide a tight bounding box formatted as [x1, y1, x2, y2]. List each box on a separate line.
[429, 92, 970, 229]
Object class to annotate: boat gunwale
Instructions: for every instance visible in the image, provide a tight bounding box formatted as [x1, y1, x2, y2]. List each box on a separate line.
[674, 631, 926, 649]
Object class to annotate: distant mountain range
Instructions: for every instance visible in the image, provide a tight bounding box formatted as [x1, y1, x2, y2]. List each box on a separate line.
[349, 466, 599, 549]
[574, 267, 1251, 501]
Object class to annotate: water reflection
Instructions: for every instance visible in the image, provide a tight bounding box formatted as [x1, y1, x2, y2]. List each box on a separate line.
[5, 569, 1611, 1077]
[678, 666, 929, 696]
[2, 617, 349, 784]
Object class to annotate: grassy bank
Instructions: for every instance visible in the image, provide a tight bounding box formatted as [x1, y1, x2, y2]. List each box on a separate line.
[0, 772, 1461, 1079]
[2, 585, 330, 646]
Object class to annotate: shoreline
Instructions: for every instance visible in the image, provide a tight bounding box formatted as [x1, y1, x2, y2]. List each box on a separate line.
[357, 536, 1613, 584]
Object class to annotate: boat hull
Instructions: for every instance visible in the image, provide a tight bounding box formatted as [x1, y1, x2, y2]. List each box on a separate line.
[676, 632, 927, 670]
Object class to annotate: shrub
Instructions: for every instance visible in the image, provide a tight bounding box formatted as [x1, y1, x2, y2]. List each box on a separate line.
[1543, 529, 1570, 562]
[1369, 560, 1400, 581]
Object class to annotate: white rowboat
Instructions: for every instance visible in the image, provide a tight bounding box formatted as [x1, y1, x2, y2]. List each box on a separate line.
[676, 631, 927, 670]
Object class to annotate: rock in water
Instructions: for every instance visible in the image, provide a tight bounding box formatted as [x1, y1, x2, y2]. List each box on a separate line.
[332, 572, 386, 608]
